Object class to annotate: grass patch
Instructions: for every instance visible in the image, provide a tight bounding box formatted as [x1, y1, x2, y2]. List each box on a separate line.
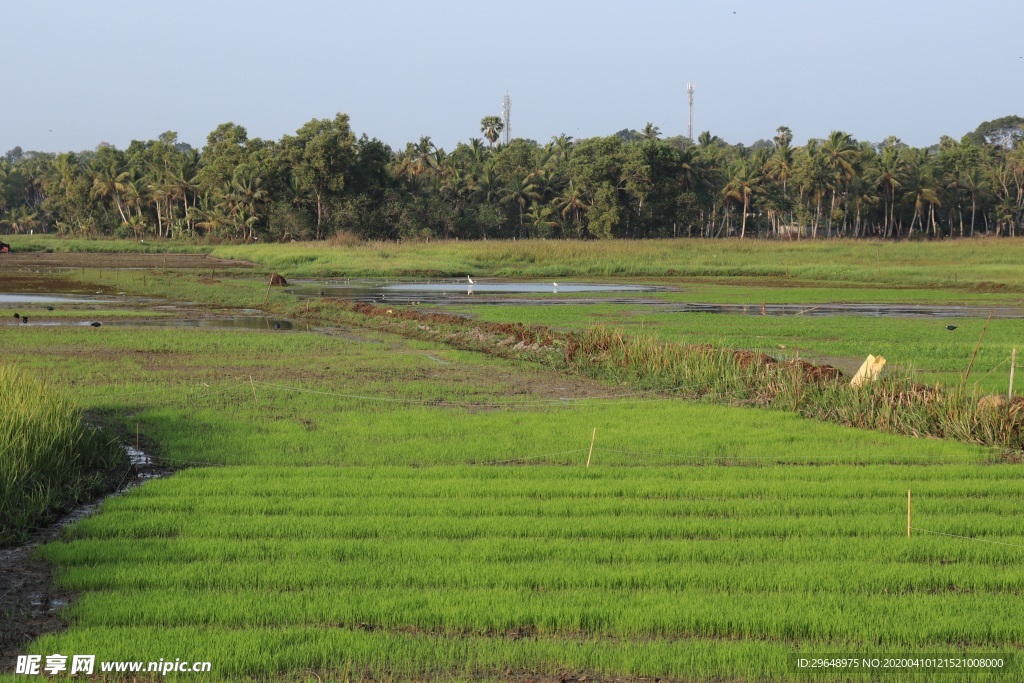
[0, 365, 125, 546]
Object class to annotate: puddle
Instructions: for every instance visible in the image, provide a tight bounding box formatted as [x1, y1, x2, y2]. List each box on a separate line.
[288, 279, 661, 305]
[288, 279, 1023, 319]
[0, 293, 124, 304]
[658, 302, 1024, 319]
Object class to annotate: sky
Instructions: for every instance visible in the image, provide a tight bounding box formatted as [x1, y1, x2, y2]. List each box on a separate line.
[2, 0, 1022, 155]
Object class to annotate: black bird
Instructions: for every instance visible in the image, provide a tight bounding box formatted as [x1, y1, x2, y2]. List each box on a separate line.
[46, 306, 54, 311]
[13, 313, 19, 319]
[21, 316, 28, 324]
[319, 291, 325, 296]
[945, 325, 957, 331]
[90, 321, 101, 327]
[274, 323, 281, 330]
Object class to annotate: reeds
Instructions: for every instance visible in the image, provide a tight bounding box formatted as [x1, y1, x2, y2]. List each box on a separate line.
[0, 364, 124, 544]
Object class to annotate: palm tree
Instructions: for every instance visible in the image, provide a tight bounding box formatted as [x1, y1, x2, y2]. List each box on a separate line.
[555, 180, 588, 228]
[525, 204, 559, 237]
[0, 205, 39, 234]
[795, 141, 830, 238]
[905, 157, 941, 238]
[469, 164, 500, 208]
[640, 122, 661, 140]
[723, 161, 762, 238]
[480, 116, 503, 147]
[697, 131, 720, 148]
[466, 138, 488, 170]
[871, 146, 906, 237]
[499, 173, 540, 234]
[549, 134, 574, 164]
[231, 166, 268, 241]
[960, 167, 989, 236]
[774, 126, 793, 148]
[90, 158, 130, 224]
[821, 131, 859, 233]
[769, 141, 794, 196]
[169, 148, 200, 233]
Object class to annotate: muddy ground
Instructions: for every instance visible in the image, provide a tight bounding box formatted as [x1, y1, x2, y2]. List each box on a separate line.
[0, 252, 252, 270]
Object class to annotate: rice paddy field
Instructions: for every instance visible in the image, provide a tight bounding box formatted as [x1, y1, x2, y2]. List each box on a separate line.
[1, 240, 1023, 682]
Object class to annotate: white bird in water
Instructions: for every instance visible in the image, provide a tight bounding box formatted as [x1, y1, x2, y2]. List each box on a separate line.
[552, 282, 558, 288]
[467, 276, 474, 285]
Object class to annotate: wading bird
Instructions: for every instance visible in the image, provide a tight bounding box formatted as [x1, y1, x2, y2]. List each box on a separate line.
[467, 276, 474, 285]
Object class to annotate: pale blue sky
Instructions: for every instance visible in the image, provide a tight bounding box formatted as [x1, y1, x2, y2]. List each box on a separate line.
[2, 0, 1022, 154]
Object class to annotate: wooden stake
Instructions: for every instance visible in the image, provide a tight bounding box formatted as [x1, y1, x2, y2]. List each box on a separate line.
[586, 428, 596, 468]
[907, 489, 912, 538]
[136, 422, 140, 452]
[1009, 348, 1017, 401]
[249, 375, 258, 406]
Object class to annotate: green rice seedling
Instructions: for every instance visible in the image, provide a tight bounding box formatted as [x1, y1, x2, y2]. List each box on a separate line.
[21, 465, 1024, 681]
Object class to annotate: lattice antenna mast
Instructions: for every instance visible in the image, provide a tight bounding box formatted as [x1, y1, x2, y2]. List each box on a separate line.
[502, 91, 511, 145]
[687, 83, 695, 140]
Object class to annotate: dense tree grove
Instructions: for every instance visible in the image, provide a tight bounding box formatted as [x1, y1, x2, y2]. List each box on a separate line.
[2, 114, 1023, 241]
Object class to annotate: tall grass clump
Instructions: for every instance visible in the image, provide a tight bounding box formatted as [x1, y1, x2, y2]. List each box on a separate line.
[0, 364, 125, 545]
[563, 325, 1024, 452]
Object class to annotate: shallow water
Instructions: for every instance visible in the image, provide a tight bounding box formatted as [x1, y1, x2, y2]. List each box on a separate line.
[288, 279, 660, 304]
[659, 302, 1024, 319]
[0, 293, 123, 304]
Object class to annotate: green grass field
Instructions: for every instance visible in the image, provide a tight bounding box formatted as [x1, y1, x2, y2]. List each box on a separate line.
[2, 244, 1023, 681]
[9, 234, 1024, 290]
[2, 317, 1021, 681]
[27, 464, 1024, 681]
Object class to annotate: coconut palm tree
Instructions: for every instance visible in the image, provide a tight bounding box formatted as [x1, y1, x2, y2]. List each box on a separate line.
[871, 146, 906, 237]
[90, 158, 130, 224]
[0, 205, 39, 234]
[905, 157, 941, 238]
[231, 166, 268, 241]
[723, 161, 762, 238]
[555, 180, 588, 228]
[640, 122, 661, 140]
[960, 167, 990, 236]
[821, 131, 860, 233]
[499, 173, 540, 234]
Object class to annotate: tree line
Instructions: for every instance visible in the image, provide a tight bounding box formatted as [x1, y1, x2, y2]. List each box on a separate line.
[1, 113, 1022, 241]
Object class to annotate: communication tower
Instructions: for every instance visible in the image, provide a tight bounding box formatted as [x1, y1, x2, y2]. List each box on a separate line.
[687, 83, 695, 140]
[502, 91, 511, 145]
